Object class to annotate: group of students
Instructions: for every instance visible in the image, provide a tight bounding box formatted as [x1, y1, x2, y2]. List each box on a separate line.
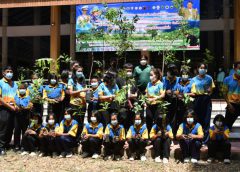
[0, 56, 239, 164]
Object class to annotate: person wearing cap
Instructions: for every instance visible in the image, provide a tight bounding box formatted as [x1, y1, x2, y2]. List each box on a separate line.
[77, 5, 92, 33]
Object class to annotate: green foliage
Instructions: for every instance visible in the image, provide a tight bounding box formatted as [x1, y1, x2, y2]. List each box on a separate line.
[30, 78, 45, 104]
[173, 0, 184, 9]
[203, 49, 215, 65]
[146, 24, 158, 40]
[162, 51, 179, 65]
[181, 58, 191, 73]
[183, 94, 194, 107]
[115, 87, 127, 106]
[34, 58, 52, 78]
[57, 54, 72, 73]
[104, 6, 139, 58]
[156, 101, 171, 116]
[72, 104, 85, 116]
[99, 102, 111, 112]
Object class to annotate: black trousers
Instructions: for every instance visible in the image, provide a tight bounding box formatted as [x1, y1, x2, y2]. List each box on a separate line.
[55, 135, 76, 153]
[0, 107, 15, 149]
[14, 110, 29, 147]
[128, 139, 147, 156]
[179, 139, 202, 160]
[22, 134, 38, 152]
[104, 140, 124, 156]
[208, 140, 231, 159]
[39, 136, 58, 153]
[225, 103, 240, 130]
[166, 96, 178, 137]
[81, 137, 102, 155]
[193, 95, 212, 144]
[153, 137, 171, 158]
[146, 104, 159, 131]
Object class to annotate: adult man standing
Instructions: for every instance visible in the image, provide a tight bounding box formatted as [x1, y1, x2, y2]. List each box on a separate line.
[223, 61, 240, 129]
[133, 55, 152, 94]
[0, 66, 18, 155]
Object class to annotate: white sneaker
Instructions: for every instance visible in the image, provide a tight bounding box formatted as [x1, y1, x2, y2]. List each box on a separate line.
[38, 152, 44, 157]
[129, 156, 134, 161]
[21, 151, 29, 156]
[29, 152, 37, 156]
[66, 152, 73, 158]
[140, 155, 147, 161]
[59, 152, 66, 158]
[184, 157, 190, 163]
[224, 159, 231, 164]
[207, 158, 214, 163]
[52, 152, 58, 157]
[191, 158, 198, 163]
[155, 156, 161, 163]
[163, 158, 169, 164]
[92, 153, 99, 159]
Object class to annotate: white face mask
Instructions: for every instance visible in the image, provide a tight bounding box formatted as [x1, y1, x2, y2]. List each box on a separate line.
[135, 119, 142, 126]
[48, 119, 55, 125]
[126, 72, 132, 77]
[140, 60, 147, 66]
[111, 120, 118, 126]
[91, 116, 97, 123]
[186, 118, 194, 125]
[91, 82, 98, 88]
[64, 114, 71, 121]
[215, 121, 223, 127]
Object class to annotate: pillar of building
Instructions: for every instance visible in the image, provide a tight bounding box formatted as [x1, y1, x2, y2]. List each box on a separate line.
[2, 9, 8, 68]
[234, 0, 240, 62]
[33, 8, 41, 61]
[50, 6, 61, 72]
[70, 5, 76, 60]
[223, 0, 231, 68]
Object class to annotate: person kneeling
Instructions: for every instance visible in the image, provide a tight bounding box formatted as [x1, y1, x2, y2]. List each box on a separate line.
[176, 109, 204, 164]
[81, 110, 103, 159]
[21, 113, 42, 156]
[38, 113, 59, 157]
[126, 112, 148, 161]
[103, 112, 125, 161]
[207, 114, 231, 164]
[150, 114, 173, 163]
[55, 108, 79, 158]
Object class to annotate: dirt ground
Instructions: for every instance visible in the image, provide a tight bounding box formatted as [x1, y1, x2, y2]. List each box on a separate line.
[0, 150, 240, 172]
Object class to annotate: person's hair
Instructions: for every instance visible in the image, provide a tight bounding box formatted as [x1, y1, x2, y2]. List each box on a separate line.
[151, 68, 162, 81]
[181, 69, 189, 75]
[31, 112, 42, 124]
[140, 55, 148, 60]
[213, 114, 225, 125]
[48, 73, 58, 83]
[233, 61, 240, 69]
[188, 1, 193, 4]
[183, 109, 197, 123]
[3, 66, 13, 72]
[18, 82, 27, 89]
[90, 110, 100, 123]
[123, 63, 133, 69]
[46, 112, 56, 121]
[65, 107, 73, 116]
[70, 60, 79, 68]
[91, 75, 99, 81]
[197, 63, 208, 69]
[103, 71, 116, 84]
[72, 66, 85, 85]
[167, 63, 178, 76]
[61, 70, 69, 80]
[31, 73, 39, 79]
[133, 111, 144, 124]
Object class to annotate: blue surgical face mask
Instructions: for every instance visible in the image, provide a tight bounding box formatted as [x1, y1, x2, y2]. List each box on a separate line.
[5, 72, 13, 80]
[19, 89, 26, 95]
[76, 71, 83, 78]
[50, 79, 57, 85]
[64, 114, 71, 121]
[198, 69, 206, 75]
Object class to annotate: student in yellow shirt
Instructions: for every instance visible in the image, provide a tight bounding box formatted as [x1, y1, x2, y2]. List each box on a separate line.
[207, 114, 231, 164]
[103, 112, 125, 161]
[38, 113, 60, 157]
[176, 109, 204, 164]
[81, 110, 103, 159]
[126, 112, 148, 161]
[55, 108, 79, 158]
[21, 112, 42, 156]
[150, 114, 173, 163]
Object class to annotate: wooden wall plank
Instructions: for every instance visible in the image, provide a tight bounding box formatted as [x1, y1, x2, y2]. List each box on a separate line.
[0, 0, 151, 8]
